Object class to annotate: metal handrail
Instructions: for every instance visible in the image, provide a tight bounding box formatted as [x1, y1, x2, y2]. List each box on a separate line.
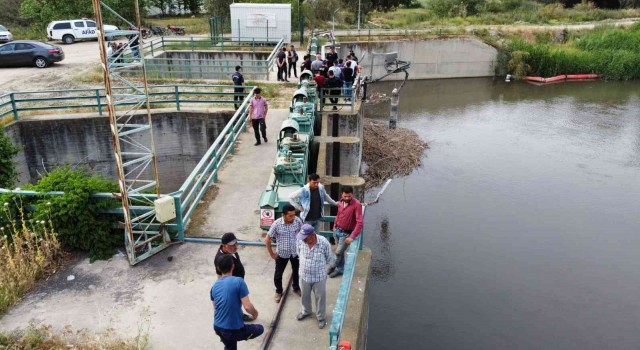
[0, 84, 251, 121]
[328, 209, 365, 350]
[175, 87, 256, 237]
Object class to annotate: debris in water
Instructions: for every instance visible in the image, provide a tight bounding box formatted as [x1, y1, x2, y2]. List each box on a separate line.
[362, 119, 428, 190]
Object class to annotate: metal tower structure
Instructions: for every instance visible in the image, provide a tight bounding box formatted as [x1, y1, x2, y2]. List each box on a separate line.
[92, 0, 171, 265]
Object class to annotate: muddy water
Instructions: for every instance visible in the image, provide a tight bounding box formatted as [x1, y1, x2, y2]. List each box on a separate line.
[363, 78, 640, 349]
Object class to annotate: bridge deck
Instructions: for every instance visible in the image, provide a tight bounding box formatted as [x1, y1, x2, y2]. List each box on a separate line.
[0, 108, 342, 350]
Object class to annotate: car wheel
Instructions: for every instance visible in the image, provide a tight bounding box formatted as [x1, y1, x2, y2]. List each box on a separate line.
[34, 57, 49, 68]
[63, 35, 75, 44]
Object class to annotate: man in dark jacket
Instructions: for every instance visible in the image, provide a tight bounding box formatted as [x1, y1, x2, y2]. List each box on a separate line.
[215, 232, 254, 321]
[324, 70, 343, 110]
[325, 46, 338, 67]
[232, 66, 244, 110]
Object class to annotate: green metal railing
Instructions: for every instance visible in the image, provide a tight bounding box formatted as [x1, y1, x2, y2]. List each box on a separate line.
[0, 85, 256, 241]
[329, 207, 365, 350]
[135, 37, 284, 81]
[171, 88, 255, 239]
[0, 84, 252, 121]
[318, 76, 363, 113]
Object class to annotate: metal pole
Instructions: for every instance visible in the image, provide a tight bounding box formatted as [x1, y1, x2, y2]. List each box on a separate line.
[389, 87, 398, 129]
[358, 0, 361, 32]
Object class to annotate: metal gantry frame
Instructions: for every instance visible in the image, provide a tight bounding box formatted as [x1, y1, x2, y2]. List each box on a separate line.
[92, 0, 171, 265]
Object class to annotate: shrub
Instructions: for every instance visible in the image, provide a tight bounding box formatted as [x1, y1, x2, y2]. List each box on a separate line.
[3, 167, 121, 262]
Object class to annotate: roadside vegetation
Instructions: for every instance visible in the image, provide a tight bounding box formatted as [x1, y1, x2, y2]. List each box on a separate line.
[0, 324, 148, 349]
[505, 22, 640, 79]
[367, 0, 640, 28]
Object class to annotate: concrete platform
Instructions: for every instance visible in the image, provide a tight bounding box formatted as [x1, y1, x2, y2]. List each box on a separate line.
[0, 108, 344, 350]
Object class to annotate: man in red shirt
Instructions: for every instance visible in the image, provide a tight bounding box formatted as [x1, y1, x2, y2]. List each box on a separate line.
[313, 71, 326, 106]
[328, 185, 363, 278]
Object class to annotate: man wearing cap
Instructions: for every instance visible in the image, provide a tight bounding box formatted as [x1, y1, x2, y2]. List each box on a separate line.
[215, 232, 253, 322]
[211, 254, 264, 350]
[265, 204, 303, 303]
[289, 173, 337, 231]
[296, 224, 333, 329]
[328, 185, 363, 278]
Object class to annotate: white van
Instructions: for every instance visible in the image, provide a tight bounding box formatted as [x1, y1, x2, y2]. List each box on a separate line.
[47, 19, 119, 44]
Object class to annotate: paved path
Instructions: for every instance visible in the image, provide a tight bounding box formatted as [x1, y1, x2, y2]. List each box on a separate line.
[0, 109, 342, 349]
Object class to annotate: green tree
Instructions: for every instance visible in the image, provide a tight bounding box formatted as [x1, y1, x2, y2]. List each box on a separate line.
[19, 0, 147, 31]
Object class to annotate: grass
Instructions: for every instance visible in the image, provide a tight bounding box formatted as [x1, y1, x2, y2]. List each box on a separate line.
[0, 204, 62, 314]
[505, 23, 640, 80]
[367, 1, 640, 28]
[0, 324, 149, 349]
[144, 15, 210, 35]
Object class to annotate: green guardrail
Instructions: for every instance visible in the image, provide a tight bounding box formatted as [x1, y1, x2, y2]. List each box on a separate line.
[318, 76, 363, 113]
[0, 85, 257, 241]
[329, 207, 365, 350]
[0, 84, 252, 121]
[136, 37, 285, 81]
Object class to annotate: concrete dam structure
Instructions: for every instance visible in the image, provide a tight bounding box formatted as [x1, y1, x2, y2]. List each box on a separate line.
[340, 37, 499, 80]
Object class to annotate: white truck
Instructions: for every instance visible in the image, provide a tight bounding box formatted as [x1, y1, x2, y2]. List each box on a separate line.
[47, 19, 119, 44]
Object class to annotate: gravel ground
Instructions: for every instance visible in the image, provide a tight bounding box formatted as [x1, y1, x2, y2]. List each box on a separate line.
[0, 39, 126, 94]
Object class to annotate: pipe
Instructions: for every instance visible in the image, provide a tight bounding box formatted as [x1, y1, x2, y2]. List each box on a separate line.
[260, 275, 293, 350]
[184, 237, 270, 246]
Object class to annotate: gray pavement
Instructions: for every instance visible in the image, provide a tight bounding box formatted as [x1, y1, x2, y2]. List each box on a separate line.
[0, 108, 344, 349]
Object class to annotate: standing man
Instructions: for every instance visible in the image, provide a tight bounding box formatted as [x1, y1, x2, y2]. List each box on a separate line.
[211, 254, 264, 350]
[232, 66, 244, 110]
[325, 46, 338, 67]
[265, 204, 303, 302]
[276, 47, 288, 82]
[325, 70, 343, 111]
[288, 44, 299, 79]
[341, 61, 354, 102]
[313, 71, 326, 106]
[328, 186, 363, 278]
[296, 224, 333, 329]
[301, 54, 312, 72]
[311, 54, 323, 74]
[214, 232, 253, 322]
[289, 173, 337, 230]
[248, 88, 268, 146]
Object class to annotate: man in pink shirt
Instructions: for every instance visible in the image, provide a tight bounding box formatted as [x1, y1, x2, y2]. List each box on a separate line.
[248, 88, 268, 146]
[328, 185, 363, 278]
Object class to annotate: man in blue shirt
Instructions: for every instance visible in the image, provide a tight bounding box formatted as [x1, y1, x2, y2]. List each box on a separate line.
[211, 254, 264, 350]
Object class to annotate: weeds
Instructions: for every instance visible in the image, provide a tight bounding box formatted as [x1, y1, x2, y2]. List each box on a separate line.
[0, 204, 62, 314]
[0, 324, 149, 349]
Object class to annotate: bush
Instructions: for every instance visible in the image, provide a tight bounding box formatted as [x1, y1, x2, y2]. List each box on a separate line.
[1, 167, 121, 262]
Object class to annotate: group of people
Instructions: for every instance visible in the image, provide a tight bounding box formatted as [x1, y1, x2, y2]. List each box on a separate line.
[303, 46, 359, 110]
[276, 44, 300, 82]
[105, 36, 140, 63]
[210, 174, 363, 349]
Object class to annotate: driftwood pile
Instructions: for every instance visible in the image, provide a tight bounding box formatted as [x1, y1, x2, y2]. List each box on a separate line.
[362, 119, 428, 190]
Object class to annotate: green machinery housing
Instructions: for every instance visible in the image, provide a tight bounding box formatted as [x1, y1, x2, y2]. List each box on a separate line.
[258, 70, 319, 230]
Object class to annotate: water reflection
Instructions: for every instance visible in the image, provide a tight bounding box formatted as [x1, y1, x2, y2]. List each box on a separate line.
[364, 78, 640, 350]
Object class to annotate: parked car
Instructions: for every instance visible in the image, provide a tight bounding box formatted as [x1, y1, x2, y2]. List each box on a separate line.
[47, 19, 118, 44]
[0, 25, 13, 43]
[0, 40, 64, 68]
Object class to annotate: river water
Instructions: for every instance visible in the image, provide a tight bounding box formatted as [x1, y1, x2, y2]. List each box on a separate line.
[363, 78, 640, 349]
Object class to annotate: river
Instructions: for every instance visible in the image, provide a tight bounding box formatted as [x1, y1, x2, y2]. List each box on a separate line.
[363, 78, 640, 349]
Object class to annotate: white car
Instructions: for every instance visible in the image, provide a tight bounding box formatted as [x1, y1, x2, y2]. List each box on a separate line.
[0, 25, 13, 43]
[47, 19, 119, 44]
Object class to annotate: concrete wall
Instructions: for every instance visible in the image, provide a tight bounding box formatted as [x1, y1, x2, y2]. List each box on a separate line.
[4, 110, 234, 192]
[340, 38, 498, 80]
[147, 51, 272, 80]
